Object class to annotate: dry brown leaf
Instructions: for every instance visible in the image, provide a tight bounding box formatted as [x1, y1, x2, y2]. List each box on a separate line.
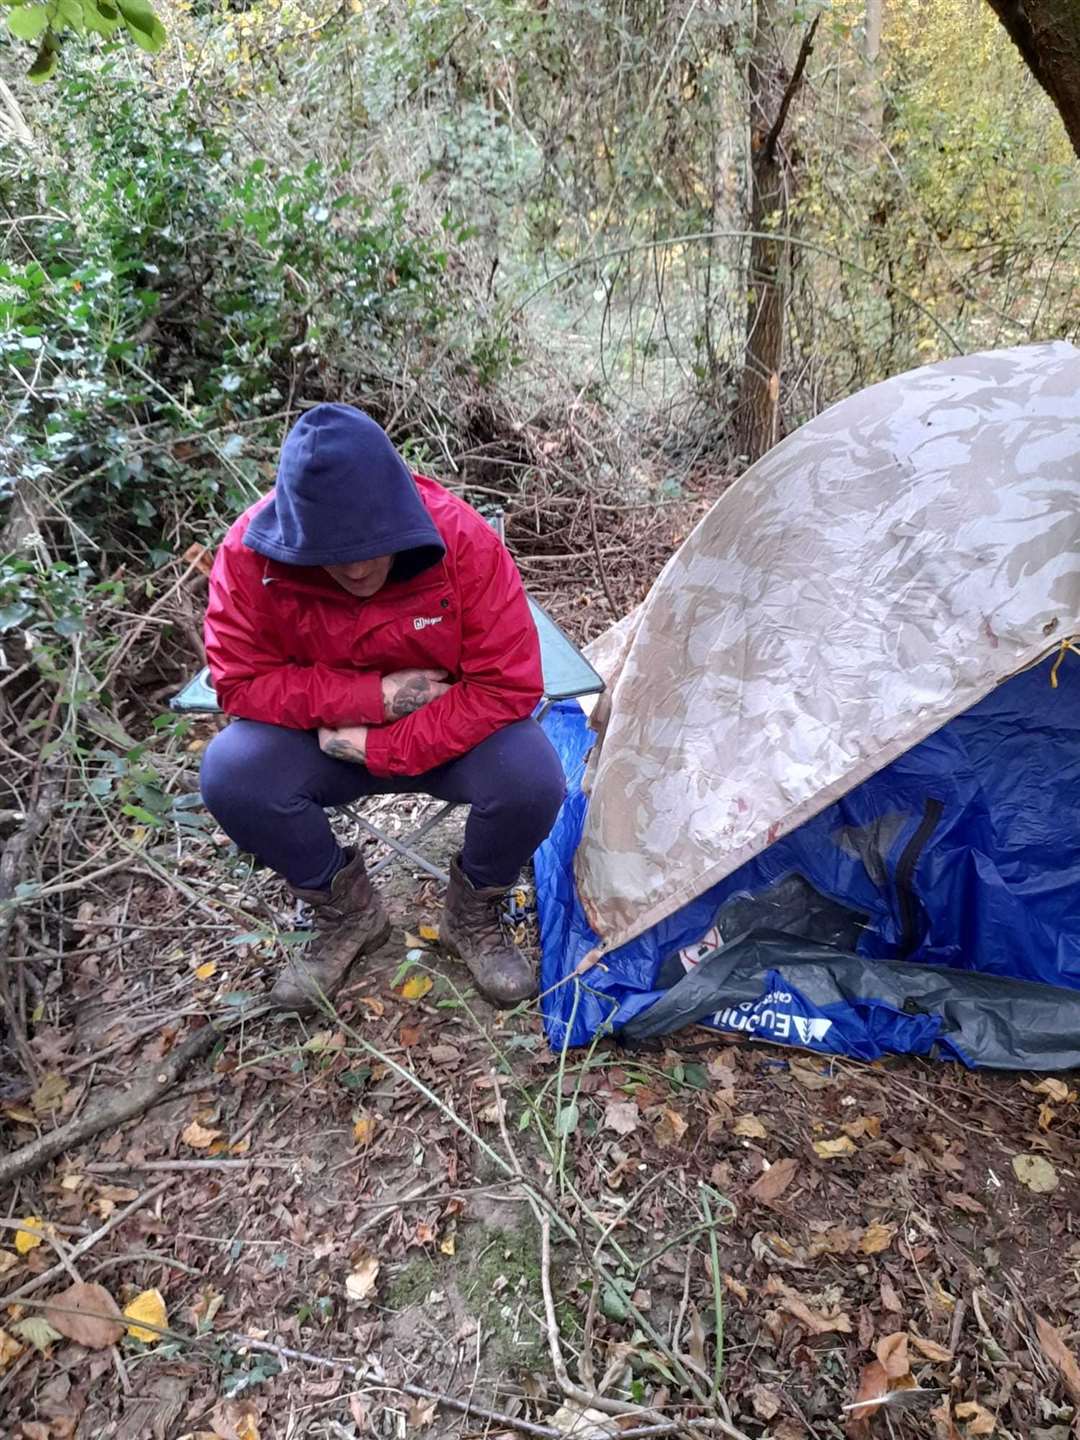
[181, 1119, 222, 1150]
[687, 1305, 707, 1372]
[406, 1398, 437, 1430]
[930, 1399, 963, 1440]
[747, 1156, 799, 1204]
[30, 1072, 69, 1116]
[876, 1331, 910, 1381]
[880, 1277, 904, 1314]
[42, 1282, 124, 1349]
[734, 1113, 768, 1140]
[841, 1114, 881, 1140]
[345, 1252, 380, 1302]
[654, 1107, 688, 1147]
[847, 1359, 889, 1432]
[764, 1276, 851, 1335]
[349, 1394, 371, 1431]
[909, 1332, 954, 1363]
[954, 1400, 995, 1435]
[603, 1099, 640, 1136]
[861, 1223, 895, 1255]
[788, 1060, 833, 1090]
[211, 1398, 261, 1440]
[724, 1274, 749, 1304]
[183, 543, 215, 577]
[944, 1191, 986, 1214]
[813, 1135, 857, 1160]
[0, 1251, 16, 1276]
[1035, 1313, 1080, 1405]
[750, 1384, 782, 1419]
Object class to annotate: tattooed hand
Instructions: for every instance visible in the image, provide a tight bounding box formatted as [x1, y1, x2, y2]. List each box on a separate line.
[381, 668, 451, 719]
[318, 725, 368, 765]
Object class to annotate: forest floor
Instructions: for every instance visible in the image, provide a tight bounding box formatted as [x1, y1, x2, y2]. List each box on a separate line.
[1, 782, 1079, 1440]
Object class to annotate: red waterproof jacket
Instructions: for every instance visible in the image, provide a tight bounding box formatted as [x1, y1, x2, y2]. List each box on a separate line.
[204, 475, 543, 777]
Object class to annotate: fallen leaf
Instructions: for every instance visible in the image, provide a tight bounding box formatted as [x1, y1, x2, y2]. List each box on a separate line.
[428, 1044, 461, 1065]
[955, 1400, 996, 1435]
[1012, 1153, 1058, 1193]
[345, 1252, 380, 1302]
[15, 1217, 49, 1254]
[123, 1288, 168, 1343]
[910, 1332, 954, 1363]
[945, 1191, 986, 1215]
[724, 1274, 749, 1304]
[183, 543, 215, 577]
[1035, 1314, 1080, 1405]
[789, 1059, 833, 1090]
[406, 1398, 437, 1429]
[349, 1394, 371, 1430]
[194, 961, 217, 981]
[847, 1358, 889, 1429]
[748, 1156, 799, 1204]
[1034, 1077, 1072, 1103]
[42, 1282, 124, 1349]
[0, 1251, 16, 1275]
[813, 1135, 857, 1160]
[653, 1107, 688, 1147]
[12, 1316, 63, 1353]
[734, 1114, 768, 1140]
[358, 996, 385, 1018]
[418, 924, 441, 943]
[353, 1112, 376, 1147]
[211, 1398, 261, 1440]
[750, 1383, 782, 1419]
[440, 1235, 456, 1257]
[0, 1327, 24, 1371]
[880, 1277, 904, 1314]
[30, 1072, 69, 1116]
[842, 1114, 882, 1140]
[861, 1223, 895, 1255]
[401, 974, 433, 1002]
[877, 1331, 910, 1380]
[603, 1099, 640, 1136]
[764, 1276, 851, 1335]
[399, 1024, 423, 1047]
[181, 1119, 222, 1150]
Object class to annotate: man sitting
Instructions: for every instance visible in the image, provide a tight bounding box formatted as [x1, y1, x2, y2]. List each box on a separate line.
[199, 404, 565, 1012]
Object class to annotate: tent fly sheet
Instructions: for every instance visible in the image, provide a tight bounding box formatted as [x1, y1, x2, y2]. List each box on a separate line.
[535, 342, 1080, 1069]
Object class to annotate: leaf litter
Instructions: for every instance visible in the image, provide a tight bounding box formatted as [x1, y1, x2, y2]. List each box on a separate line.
[2, 817, 1080, 1439]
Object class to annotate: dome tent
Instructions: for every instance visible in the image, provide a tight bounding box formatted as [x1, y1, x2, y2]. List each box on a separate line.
[535, 341, 1080, 1068]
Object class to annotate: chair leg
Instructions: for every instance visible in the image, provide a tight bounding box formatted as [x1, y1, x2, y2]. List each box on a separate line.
[337, 801, 458, 885]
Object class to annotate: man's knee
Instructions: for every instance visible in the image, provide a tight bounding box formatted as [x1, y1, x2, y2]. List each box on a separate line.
[484, 720, 566, 820]
[200, 721, 297, 823]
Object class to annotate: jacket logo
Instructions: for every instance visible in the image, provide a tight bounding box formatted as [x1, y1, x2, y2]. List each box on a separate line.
[413, 615, 445, 631]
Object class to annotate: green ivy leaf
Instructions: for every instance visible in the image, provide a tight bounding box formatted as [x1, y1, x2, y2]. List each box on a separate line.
[27, 39, 58, 81]
[8, 5, 50, 41]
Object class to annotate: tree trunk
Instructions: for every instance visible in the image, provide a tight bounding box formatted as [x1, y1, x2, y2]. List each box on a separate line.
[735, 4, 818, 464]
[860, 0, 884, 138]
[985, 0, 1080, 159]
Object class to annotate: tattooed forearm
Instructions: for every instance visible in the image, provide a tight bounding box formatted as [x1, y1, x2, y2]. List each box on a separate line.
[390, 675, 441, 718]
[323, 736, 366, 764]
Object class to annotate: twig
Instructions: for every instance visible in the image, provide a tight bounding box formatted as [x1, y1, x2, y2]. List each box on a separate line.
[762, 16, 822, 163]
[83, 1158, 295, 1173]
[587, 494, 619, 619]
[0, 1180, 173, 1305]
[0, 1218, 81, 1284]
[0, 1008, 270, 1187]
[230, 1335, 561, 1439]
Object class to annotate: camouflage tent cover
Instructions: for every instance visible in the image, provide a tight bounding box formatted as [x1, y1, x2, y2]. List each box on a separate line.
[535, 341, 1080, 1067]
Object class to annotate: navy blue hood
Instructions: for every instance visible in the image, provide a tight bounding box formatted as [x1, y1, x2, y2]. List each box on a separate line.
[244, 404, 446, 581]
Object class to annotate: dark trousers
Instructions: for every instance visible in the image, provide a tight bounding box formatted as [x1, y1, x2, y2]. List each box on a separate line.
[200, 717, 566, 893]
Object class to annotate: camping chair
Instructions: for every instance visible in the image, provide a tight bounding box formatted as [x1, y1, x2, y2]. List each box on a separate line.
[170, 514, 604, 885]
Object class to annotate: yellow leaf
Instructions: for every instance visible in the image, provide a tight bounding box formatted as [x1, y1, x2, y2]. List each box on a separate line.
[124, 1288, 168, 1343]
[955, 1400, 996, 1435]
[419, 924, 441, 942]
[353, 1112, 376, 1147]
[181, 1119, 222, 1149]
[401, 974, 433, 1002]
[15, 1217, 47, 1255]
[440, 1235, 456, 1256]
[1034, 1077, 1071, 1103]
[733, 1114, 768, 1140]
[30, 1071, 69, 1116]
[194, 961, 217, 981]
[813, 1135, 857, 1160]
[0, 1326, 24, 1371]
[861, 1223, 895, 1255]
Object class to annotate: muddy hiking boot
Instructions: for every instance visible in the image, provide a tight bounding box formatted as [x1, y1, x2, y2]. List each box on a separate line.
[440, 854, 537, 1007]
[269, 849, 391, 1014]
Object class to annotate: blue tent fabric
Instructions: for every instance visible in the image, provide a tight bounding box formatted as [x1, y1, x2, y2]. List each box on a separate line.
[535, 652, 1080, 1067]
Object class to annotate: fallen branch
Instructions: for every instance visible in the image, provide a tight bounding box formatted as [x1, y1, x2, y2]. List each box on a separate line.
[0, 1010, 265, 1188]
[231, 1335, 562, 1440]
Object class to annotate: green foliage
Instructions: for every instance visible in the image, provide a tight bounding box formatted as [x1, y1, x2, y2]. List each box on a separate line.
[3, 0, 167, 80]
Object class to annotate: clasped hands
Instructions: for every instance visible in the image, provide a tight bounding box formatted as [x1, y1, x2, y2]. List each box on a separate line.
[318, 668, 451, 765]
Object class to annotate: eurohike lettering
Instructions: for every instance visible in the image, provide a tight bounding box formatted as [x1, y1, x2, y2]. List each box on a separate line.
[711, 988, 833, 1045]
